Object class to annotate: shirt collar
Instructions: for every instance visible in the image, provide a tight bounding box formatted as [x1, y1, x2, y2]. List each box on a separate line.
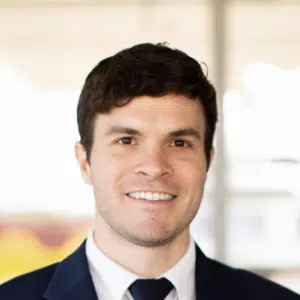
[161, 237, 196, 300]
[86, 232, 137, 300]
[86, 231, 196, 300]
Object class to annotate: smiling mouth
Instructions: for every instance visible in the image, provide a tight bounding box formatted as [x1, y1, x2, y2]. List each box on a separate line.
[126, 192, 177, 201]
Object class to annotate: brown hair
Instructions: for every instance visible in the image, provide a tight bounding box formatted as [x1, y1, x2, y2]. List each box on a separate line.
[77, 42, 218, 168]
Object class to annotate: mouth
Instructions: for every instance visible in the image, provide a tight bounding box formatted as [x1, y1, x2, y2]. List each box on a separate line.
[125, 191, 177, 202]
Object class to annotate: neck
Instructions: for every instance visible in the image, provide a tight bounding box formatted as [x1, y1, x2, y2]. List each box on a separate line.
[93, 216, 191, 278]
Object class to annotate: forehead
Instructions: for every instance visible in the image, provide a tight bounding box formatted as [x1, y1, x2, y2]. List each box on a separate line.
[94, 94, 205, 134]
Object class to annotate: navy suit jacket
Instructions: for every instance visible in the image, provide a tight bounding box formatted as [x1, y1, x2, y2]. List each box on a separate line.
[0, 240, 299, 300]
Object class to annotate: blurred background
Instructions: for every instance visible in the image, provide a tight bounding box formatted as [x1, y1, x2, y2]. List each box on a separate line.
[0, 0, 299, 293]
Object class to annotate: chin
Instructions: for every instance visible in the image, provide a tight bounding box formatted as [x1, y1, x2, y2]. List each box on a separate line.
[124, 230, 179, 248]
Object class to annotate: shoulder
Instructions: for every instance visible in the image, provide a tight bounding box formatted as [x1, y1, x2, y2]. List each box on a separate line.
[208, 258, 300, 299]
[0, 263, 58, 300]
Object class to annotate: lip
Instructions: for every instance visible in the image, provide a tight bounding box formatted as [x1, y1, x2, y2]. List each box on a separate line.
[125, 194, 176, 203]
[126, 191, 177, 197]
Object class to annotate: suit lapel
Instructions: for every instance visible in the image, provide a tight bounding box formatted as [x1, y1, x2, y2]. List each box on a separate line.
[195, 244, 224, 300]
[43, 240, 98, 300]
[43, 239, 229, 300]
[195, 244, 235, 300]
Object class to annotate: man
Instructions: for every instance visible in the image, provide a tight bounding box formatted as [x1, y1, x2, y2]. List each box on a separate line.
[0, 43, 299, 300]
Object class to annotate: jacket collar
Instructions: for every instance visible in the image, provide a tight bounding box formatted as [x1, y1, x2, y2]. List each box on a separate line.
[44, 239, 220, 300]
[44, 240, 97, 300]
[195, 244, 230, 300]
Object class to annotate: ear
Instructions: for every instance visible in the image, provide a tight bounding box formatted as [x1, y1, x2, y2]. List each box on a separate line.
[207, 147, 215, 172]
[75, 142, 92, 185]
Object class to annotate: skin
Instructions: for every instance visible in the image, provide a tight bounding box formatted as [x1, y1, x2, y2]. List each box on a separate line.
[75, 94, 214, 277]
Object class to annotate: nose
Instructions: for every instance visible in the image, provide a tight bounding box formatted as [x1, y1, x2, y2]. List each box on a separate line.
[134, 146, 173, 178]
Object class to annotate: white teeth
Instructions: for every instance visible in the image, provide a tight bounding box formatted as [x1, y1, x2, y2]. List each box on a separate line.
[128, 192, 175, 201]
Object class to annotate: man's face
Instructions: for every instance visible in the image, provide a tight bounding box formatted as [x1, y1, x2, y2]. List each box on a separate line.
[76, 94, 213, 247]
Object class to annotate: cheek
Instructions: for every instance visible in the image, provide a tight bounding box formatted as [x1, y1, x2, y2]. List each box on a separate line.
[176, 152, 207, 175]
[91, 151, 128, 189]
[179, 160, 207, 194]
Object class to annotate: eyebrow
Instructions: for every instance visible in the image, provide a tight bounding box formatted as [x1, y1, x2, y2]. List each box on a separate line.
[104, 125, 202, 141]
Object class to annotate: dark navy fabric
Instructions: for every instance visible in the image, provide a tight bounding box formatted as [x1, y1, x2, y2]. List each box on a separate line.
[0, 240, 299, 300]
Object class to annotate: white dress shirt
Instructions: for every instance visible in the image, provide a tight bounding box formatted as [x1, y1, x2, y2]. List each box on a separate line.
[86, 232, 196, 300]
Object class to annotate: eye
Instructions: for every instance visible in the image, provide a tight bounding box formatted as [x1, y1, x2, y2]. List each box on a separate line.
[172, 139, 191, 148]
[118, 136, 135, 145]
